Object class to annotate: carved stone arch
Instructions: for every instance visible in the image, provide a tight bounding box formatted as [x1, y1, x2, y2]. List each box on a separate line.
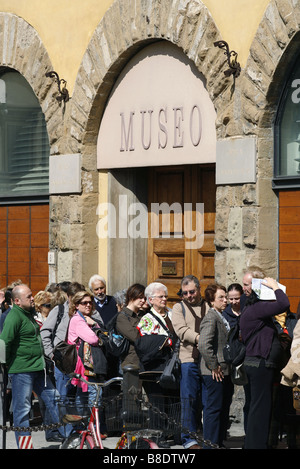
[67, 0, 231, 159]
[63, 0, 238, 284]
[239, 0, 300, 137]
[0, 12, 62, 147]
[215, 0, 300, 284]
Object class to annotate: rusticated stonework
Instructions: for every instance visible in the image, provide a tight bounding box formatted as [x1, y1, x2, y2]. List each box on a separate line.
[2, 0, 300, 289]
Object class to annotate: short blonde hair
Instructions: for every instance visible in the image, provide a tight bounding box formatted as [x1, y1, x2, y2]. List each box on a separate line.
[34, 291, 53, 312]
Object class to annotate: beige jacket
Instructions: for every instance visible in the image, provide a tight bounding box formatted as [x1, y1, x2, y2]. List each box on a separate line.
[172, 300, 209, 363]
[281, 318, 300, 387]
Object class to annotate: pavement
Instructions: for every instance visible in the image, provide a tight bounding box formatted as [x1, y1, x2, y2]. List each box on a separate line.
[1, 420, 246, 450]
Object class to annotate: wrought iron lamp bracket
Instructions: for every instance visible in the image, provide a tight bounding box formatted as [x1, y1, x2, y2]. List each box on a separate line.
[214, 40, 241, 79]
[45, 71, 70, 103]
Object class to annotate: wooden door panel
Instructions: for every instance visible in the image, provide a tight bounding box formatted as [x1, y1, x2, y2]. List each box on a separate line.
[280, 225, 300, 243]
[279, 190, 300, 206]
[148, 165, 216, 306]
[280, 207, 300, 224]
[280, 261, 300, 278]
[279, 190, 300, 314]
[279, 243, 300, 260]
[0, 204, 49, 294]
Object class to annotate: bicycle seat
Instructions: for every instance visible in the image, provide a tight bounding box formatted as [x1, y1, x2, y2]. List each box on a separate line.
[62, 414, 86, 424]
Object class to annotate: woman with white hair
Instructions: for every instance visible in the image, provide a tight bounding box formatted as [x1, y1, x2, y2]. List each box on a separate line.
[137, 282, 173, 337]
[136, 282, 178, 448]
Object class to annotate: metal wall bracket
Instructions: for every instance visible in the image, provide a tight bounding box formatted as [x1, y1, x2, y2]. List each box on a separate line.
[45, 70, 70, 103]
[214, 40, 241, 79]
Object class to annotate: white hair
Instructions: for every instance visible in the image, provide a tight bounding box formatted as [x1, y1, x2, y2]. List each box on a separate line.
[145, 282, 168, 305]
[88, 274, 106, 290]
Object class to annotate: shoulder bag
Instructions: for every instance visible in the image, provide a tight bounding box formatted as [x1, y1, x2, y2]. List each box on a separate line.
[159, 339, 181, 390]
[52, 316, 77, 375]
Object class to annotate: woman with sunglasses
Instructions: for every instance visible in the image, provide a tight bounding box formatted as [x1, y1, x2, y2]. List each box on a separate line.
[67, 290, 107, 409]
[34, 290, 54, 328]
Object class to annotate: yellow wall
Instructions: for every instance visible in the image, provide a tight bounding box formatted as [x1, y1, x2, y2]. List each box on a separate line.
[204, 0, 270, 67]
[0, 0, 271, 282]
[0, 0, 270, 91]
[0, 0, 114, 92]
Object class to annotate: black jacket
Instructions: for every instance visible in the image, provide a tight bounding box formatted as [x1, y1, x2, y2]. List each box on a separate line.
[134, 334, 171, 372]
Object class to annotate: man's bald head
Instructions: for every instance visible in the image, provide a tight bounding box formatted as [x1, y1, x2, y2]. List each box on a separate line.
[12, 284, 35, 312]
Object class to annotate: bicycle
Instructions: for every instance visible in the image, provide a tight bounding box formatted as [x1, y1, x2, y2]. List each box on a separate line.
[59, 373, 123, 449]
[59, 373, 161, 449]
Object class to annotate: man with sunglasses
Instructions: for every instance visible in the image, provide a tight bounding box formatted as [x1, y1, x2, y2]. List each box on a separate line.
[172, 275, 209, 450]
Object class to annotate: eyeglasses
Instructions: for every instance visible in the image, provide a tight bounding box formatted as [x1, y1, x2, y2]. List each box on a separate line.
[152, 295, 168, 299]
[41, 303, 52, 308]
[80, 301, 93, 306]
[182, 290, 196, 296]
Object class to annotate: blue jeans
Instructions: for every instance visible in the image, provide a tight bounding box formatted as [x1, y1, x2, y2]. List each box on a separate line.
[180, 362, 206, 448]
[10, 371, 64, 448]
[202, 374, 233, 448]
[75, 376, 102, 412]
[54, 366, 73, 399]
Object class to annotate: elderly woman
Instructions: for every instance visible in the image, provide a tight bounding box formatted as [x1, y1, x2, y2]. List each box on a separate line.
[136, 282, 176, 370]
[113, 289, 127, 312]
[137, 282, 175, 339]
[34, 290, 53, 328]
[136, 282, 177, 448]
[198, 284, 234, 449]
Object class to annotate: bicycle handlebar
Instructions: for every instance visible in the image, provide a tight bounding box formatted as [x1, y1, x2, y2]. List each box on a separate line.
[68, 373, 123, 388]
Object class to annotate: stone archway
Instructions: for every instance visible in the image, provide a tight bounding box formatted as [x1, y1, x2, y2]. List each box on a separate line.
[0, 13, 61, 289]
[64, 0, 236, 284]
[0, 13, 62, 145]
[214, 0, 300, 285]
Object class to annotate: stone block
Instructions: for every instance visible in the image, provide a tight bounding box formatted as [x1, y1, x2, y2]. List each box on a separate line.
[228, 207, 243, 249]
[57, 251, 73, 282]
[226, 249, 246, 285]
[257, 206, 278, 251]
[243, 207, 257, 248]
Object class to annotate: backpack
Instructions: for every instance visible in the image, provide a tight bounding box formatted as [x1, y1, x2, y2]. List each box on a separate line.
[223, 319, 263, 367]
[105, 311, 130, 358]
[223, 321, 246, 367]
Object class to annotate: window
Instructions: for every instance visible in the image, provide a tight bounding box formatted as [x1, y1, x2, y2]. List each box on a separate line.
[0, 69, 49, 201]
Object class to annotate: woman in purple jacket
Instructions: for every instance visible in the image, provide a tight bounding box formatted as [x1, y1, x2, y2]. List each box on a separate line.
[239, 277, 290, 449]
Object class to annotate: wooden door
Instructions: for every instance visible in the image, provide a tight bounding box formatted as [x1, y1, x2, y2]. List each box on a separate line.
[147, 165, 216, 307]
[279, 190, 300, 313]
[0, 204, 49, 294]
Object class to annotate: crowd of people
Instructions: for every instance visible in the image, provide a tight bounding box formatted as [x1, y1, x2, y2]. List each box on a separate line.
[0, 267, 299, 449]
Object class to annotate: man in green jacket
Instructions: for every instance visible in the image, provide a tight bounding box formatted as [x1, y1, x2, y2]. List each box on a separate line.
[0, 284, 64, 449]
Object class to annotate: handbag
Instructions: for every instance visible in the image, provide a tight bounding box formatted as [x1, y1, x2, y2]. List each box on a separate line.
[52, 340, 77, 375]
[230, 363, 248, 386]
[106, 311, 130, 358]
[52, 319, 77, 375]
[159, 340, 181, 390]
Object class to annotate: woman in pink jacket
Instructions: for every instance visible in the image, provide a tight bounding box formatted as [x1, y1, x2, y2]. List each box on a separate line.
[68, 290, 106, 408]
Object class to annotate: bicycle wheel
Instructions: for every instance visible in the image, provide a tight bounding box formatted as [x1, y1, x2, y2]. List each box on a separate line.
[60, 433, 95, 449]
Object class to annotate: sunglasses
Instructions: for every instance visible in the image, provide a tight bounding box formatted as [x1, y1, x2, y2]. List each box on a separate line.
[41, 303, 52, 308]
[182, 290, 196, 296]
[80, 301, 93, 306]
